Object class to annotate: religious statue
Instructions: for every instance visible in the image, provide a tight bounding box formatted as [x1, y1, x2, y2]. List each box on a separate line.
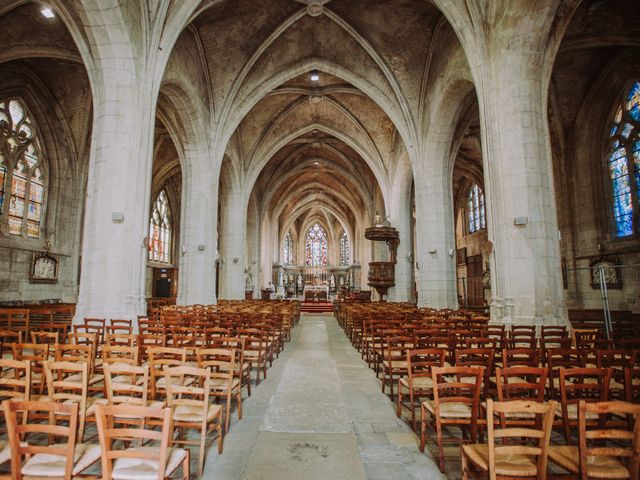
[330, 274, 335, 289]
[244, 273, 253, 291]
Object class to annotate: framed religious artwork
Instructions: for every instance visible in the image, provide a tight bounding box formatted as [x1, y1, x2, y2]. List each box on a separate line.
[589, 256, 622, 290]
[30, 252, 58, 284]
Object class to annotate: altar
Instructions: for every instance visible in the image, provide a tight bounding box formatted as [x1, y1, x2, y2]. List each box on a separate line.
[303, 285, 329, 302]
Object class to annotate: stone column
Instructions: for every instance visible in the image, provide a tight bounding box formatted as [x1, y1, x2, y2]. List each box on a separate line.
[414, 165, 458, 309]
[476, 36, 565, 325]
[218, 188, 246, 299]
[177, 146, 217, 305]
[389, 184, 415, 303]
[76, 70, 157, 321]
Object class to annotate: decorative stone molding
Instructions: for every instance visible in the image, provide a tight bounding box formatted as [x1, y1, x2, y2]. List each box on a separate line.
[306, 3, 324, 17]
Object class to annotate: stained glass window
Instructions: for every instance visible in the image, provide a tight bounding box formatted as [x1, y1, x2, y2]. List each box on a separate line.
[283, 231, 295, 265]
[305, 223, 327, 267]
[468, 183, 486, 233]
[0, 99, 46, 238]
[340, 232, 350, 266]
[149, 190, 171, 263]
[607, 81, 640, 237]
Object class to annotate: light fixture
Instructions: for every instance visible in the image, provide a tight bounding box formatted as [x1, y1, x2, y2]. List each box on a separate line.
[310, 70, 320, 82]
[41, 6, 55, 18]
[314, 161, 319, 165]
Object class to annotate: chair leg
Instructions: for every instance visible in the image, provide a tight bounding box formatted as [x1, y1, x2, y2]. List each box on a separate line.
[182, 449, 191, 480]
[225, 395, 232, 434]
[409, 390, 415, 430]
[461, 447, 469, 480]
[236, 391, 243, 420]
[420, 404, 427, 453]
[436, 418, 445, 473]
[198, 422, 206, 477]
[217, 418, 224, 454]
[396, 387, 402, 418]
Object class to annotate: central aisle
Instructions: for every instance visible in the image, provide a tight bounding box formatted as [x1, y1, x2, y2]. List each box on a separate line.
[204, 313, 445, 480]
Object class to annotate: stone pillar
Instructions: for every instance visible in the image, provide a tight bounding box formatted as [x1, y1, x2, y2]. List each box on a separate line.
[218, 189, 246, 299]
[177, 147, 217, 305]
[389, 184, 414, 303]
[76, 70, 156, 321]
[414, 166, 457, 309]
[477, 47, 564, 325]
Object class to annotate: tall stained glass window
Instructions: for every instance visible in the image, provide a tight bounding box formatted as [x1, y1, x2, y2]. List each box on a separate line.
[607, 81, 640, 237]
[283, 231, 294, 265]
[340, 232, 350, 266]
[305, 223, 327, 267]
[468, 183, 486, 233]
[0, 99, 46, 238]
[149, 190, 171, 263]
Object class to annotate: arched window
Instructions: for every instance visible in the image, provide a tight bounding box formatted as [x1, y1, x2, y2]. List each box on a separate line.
[149, 190, 171, 263]
[305, 223, 327, 267]
[283, 231, 294, 265]
[340, 231, 350, 266]
[468, 183, 486, 233]
[607, 81, 640, 238]
[0, 99, 46, 238]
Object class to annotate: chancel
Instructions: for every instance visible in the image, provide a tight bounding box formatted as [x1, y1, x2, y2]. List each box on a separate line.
[0, 1, 639, 479]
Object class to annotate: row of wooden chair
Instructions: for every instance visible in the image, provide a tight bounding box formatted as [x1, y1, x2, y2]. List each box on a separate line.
[3, 399, 191, 480]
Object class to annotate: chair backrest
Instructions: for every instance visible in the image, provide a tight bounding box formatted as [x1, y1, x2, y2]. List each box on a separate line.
[486, 399, 556, 480]
[626, 367, 640, 403]
[407, 349, 446, 381]
[55, 343, 94, 371]
[4, 399, 79, 480]
[30, 330, 59, 349]
[103, 363, 149, 406]
[102, 344, 139, 366]
[503, 348, 541, 368]
[431, 366, 484, 413]
[495, 366, 548, 402]
[105, 331, 135, 347]
[559, 367, 611, 405]
[94, 404, 173, 480]
[44, 361, 88, 411]
[196, 348, 236, 387]
[110, 319, 132, 328]
[578, 400, 640, 480]
[0, 329, 22, 357]
[0, 358, 30, 402]
[164, 365, 211, 414]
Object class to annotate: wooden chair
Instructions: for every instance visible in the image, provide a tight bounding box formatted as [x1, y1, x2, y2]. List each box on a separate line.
[30, 331, 59, 356]
[397, 348, 445, 429]
[0, 330, 22, 358]
[0, 359, 30, 432]
[455, 348, 495, 399]
[625, 367, 640, 403]
[239, 330, 268, 383]
[44, 360, 103, 442]
[494, 367, 548, 428]
[548, 400, 640, 480]
[420, 366, 484, 473]
[4, 399, 101, 480]
[12, 343, 48, 395]
[461, 399, 556, 480]
[197, 347, 241, 434]
[381, 335, 414, 399]
[546, 348, 584, 399]
[55, 343, 104, 393]
[164, 365, 223, 476]
[209, 336, 252, 397]
[137, 333, 165, 363]
[147, 347, 187, 399]
[94, 404, 190, 480]
[596, 349, 633, 400]
[558, 367, 611, 444]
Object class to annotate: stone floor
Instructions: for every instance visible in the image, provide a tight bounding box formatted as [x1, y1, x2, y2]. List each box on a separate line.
[201, 313, 450, 480]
